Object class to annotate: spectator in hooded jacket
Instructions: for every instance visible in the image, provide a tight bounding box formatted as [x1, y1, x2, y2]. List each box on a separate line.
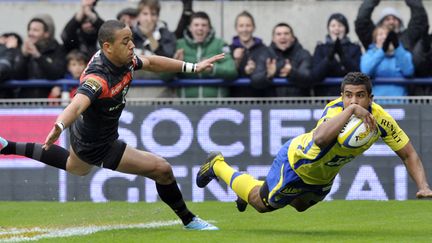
[355, 0, 428, 52]
[312, 13, 362, 96]
[229, 11, 276, 97]
[175, 11, 237, 98]
[269, 23, 313, 97]
[130, 0, 177, 97]
[13, 15, 67, 98]
[360, 25, 414, 97]
[61, 0, 104, 59]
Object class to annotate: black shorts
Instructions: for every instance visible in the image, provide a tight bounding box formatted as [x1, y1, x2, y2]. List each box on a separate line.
[70, 133, 126, 170]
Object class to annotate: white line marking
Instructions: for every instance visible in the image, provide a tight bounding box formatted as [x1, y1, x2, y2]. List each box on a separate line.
[0, 220, 181, 242]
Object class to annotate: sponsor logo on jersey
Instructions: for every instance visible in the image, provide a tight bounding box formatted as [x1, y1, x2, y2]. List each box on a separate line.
[83, 78, 102, 94]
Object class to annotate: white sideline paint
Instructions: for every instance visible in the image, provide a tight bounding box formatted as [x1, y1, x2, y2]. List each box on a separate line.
[0, 220, 181, 242]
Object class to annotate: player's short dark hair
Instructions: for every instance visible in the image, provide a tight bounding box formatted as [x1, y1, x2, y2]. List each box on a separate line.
[272, 22, 294, 37]
[190, 11, 212, 29]
[341, 72, 372, 95]
[98, 20, 126, 47]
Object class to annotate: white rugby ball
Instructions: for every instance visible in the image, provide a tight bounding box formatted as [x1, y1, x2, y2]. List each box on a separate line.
[338, 115, 376, 148]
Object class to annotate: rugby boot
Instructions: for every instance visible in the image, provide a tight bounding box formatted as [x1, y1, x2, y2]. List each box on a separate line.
[196, 151, 224, 188]
[184, 217, 219, 230]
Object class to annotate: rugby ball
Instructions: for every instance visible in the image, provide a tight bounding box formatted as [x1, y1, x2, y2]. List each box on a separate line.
[338, 115, 376, 148]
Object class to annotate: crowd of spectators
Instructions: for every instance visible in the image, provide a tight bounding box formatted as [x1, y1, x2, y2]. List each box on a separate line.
[1, 0, 432, 98]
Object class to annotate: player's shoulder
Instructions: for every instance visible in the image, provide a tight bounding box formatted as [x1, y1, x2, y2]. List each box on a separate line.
[84, 51, 110, 77]
[371, 102, 402, 135]
[371, 102, 393, 119]
[321, 97, 344, 117]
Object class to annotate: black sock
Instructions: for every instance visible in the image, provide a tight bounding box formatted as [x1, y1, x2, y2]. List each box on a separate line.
[156, 181, 195, 225]
[1, 141, 68, 170]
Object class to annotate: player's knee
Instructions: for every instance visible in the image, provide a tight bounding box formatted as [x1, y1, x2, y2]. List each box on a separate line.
[249, 187, 272, 213]
[154, 158, 174, 183]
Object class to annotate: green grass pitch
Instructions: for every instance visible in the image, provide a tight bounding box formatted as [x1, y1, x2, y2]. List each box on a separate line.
[0, 200, 431, 242]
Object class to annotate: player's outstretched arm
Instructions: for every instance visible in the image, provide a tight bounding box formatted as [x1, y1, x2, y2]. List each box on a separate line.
[396, 142, 432, 198]
[139, 53, 225, 73]
[42, 93, 91, 150]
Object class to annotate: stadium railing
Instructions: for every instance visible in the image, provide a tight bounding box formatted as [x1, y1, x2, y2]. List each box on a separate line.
[2, 77, 432, 105]
[2, 77, 432, 90]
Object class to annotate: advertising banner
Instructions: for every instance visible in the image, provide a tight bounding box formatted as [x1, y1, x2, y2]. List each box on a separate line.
[0, 103, 429, 202]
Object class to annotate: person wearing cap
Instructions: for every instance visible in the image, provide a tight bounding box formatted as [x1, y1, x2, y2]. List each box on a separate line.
[312, 13, 362, 96]
[61, 0, 104, 59]
[117, 7, 139, 28]
[354, 0, 428, 52]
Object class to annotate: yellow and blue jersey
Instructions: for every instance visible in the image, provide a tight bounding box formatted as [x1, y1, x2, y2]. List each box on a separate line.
[288, 97, 409, 185]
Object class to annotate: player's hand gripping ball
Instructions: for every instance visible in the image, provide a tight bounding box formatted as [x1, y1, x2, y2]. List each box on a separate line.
[338, 115, 377, 148]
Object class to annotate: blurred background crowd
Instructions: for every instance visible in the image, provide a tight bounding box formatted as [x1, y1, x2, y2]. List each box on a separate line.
[1, 0, 432, 99]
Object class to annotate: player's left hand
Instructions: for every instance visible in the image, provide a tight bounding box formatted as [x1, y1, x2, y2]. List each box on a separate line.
[416, 188, 432, 198]
[195, 53, 225, 73]
[42, 123, 63, 150]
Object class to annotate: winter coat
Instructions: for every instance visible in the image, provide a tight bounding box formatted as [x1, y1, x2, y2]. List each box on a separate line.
[312, 36, 362, 96]
[132, 21, 177, 81]
[269, 39, 313, 97]
[0, 45, 20, 98]
[229, 36, 276, 97]
[354, 0, 428, 51]
[361, 43, 414, 96]
[412, 34, 432, 77]
[409, 34, 432, 95]
[61, 13, 104, 59]
[13, 39, 67, 98]
[0, 45, 16, 82]
[133, 21, 176, 58]
[176, 29, 237, 98]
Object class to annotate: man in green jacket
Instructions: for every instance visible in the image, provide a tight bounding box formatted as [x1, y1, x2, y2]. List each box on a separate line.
[175, 11, 237, 98]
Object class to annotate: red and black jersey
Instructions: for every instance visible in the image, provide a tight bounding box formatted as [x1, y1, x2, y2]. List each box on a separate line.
[71, 50, 143, 144]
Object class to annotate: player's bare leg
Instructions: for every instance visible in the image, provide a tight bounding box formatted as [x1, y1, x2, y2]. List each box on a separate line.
[247, 186, 273, 213]
[115, 146, 174, 184]
[65, 146, 93, 176]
